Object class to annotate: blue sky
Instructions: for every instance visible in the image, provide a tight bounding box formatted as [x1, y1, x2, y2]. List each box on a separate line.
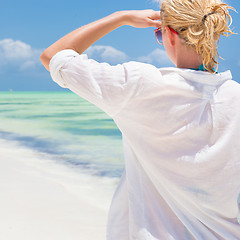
[0, 0, 239, 91]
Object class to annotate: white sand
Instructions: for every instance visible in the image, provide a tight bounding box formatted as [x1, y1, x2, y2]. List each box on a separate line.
[0, 138, 117, 240]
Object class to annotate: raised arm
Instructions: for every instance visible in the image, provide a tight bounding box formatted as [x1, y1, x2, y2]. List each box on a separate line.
[40, 10, 161, 71]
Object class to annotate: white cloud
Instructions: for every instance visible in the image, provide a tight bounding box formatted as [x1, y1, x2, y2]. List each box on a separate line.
[85, 45, 129, 65]
[85, 45, 172, 67]
[137, 48, 173, 67]
[0, 39, 172, 73]
[0, 39, 42, 71]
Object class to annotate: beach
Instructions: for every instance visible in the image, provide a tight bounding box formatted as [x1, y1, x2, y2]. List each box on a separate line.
[0, 137, 117, 240]
[0, 91, 123, 240]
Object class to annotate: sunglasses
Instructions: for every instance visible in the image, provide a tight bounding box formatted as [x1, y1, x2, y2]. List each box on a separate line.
[154, 27, 178, 45]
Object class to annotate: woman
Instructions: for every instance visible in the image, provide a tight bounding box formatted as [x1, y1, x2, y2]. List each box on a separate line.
[40, 0, 240, 239]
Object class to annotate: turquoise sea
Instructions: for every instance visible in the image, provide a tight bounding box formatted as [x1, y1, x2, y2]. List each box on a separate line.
[0, 91, 124, 178]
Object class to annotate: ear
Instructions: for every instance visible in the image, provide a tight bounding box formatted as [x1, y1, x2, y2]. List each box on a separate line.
[165, 26, 176, 47]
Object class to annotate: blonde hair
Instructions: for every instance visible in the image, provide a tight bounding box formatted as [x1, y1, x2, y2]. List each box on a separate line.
[160, 0, 235, 73]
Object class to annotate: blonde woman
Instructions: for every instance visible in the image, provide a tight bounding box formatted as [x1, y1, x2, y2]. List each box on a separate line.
[40, 0, 240, 239]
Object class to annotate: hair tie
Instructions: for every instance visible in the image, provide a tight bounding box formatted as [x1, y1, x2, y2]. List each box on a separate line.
[202, 11, 215, 24]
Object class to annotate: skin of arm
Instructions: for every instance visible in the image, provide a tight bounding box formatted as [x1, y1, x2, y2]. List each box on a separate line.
[40, 10, 161, 71]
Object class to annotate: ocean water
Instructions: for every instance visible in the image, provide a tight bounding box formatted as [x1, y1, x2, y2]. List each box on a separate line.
[0, 91, 124, 178]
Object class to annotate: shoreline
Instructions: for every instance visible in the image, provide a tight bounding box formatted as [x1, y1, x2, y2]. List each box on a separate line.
[0, 137, 116, 240]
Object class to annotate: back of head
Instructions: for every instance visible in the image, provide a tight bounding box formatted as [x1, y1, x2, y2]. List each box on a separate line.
[160, 0, 235, 73]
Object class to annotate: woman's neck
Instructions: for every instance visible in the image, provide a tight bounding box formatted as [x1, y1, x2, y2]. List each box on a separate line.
[176, 42, 203, 70]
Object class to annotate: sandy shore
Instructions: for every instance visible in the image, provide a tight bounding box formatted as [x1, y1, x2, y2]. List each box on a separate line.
[0, 138, 116, 240]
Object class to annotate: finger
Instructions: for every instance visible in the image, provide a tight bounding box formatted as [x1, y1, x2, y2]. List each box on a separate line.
[150, 10, 161, 20]
[148, 19, 162, 28]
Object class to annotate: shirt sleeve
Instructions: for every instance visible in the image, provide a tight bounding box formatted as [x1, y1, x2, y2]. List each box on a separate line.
[49, 49, 141, 117]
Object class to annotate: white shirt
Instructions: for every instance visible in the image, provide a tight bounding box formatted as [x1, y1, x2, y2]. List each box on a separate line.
[50, 49, 240, 240]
